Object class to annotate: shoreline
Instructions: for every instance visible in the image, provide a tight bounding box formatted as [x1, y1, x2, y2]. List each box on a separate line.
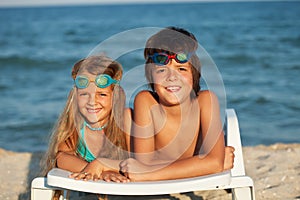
[0, 143, 299, 200]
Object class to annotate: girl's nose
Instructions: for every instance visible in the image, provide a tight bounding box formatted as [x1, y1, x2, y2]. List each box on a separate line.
[87, 94, 96, 105]
[86, 84, 98, 105]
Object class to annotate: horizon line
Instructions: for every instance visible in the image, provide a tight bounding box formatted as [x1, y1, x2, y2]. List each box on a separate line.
[0, 0, 299, 8]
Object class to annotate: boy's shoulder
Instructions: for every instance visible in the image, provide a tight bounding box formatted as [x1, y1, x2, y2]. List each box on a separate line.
[197, 90, 216, 97]
[134, 90, 158, 105]
[197, 90, 219, 105]
[136, 90, 157, 99]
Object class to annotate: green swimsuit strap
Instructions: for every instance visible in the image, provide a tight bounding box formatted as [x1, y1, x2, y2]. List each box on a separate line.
[77, 124, 96, 162]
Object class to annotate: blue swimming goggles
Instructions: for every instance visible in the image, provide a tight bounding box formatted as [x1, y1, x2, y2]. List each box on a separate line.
[75, 74, 119, 89]
[148, 52, 193, 65]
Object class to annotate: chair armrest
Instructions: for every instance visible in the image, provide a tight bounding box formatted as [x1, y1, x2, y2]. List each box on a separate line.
[226, 109, 246, 176]
[47, 168, 231, 195]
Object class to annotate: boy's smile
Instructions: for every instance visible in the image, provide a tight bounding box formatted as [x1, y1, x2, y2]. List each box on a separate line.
[165, 85, 182, 93]
[152, 60, 193, 105]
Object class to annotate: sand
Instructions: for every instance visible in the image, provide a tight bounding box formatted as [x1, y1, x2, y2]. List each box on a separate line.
[0, 143, 299, 200]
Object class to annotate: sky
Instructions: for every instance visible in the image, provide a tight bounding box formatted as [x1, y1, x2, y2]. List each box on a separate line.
[0, 0, 296, 7]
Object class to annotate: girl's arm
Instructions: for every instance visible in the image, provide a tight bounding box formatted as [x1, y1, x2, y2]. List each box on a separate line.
[56, 141, 117, 179]
[61, 109, 132, 182]
[57, 141, 129, 181]
[56, 143, 88, 172]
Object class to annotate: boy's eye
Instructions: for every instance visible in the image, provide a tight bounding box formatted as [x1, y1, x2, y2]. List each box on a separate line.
[98, 93, 107, 97]
[179, 67, 188, 71]
[155, 67, 166, 73]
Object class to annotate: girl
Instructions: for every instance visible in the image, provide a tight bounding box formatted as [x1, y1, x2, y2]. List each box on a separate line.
[42, 55, 131, 184]
[120, 27, 235, 181]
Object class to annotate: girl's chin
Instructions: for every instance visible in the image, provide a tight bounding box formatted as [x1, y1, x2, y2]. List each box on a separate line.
[84, 117, 99, 124]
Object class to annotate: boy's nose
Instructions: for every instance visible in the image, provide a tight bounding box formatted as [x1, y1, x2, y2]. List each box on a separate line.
[166, 68, 178, 82]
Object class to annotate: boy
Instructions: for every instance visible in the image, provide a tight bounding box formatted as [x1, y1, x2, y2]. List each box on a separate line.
[120, 27, 234, 181]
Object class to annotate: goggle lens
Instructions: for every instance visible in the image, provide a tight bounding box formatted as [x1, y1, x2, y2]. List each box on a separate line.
[176, 53, 188, 62]
[155, 54, 169, 64]
[75, 77, 89, 89]
[149, 52, 192, 65]
[75, 74, 119, 89]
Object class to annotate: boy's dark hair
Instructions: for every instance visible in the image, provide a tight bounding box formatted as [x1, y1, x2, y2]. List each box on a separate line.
[144, 26, 201, 95]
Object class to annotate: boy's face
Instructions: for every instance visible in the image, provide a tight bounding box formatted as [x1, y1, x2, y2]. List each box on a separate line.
[151, 60, 193, 106]
[76, 72, 113, 125]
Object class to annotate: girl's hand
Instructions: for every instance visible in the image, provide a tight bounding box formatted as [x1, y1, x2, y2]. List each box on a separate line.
[101, 170, 130, 183]
[69, 159, 104, 181]
[119, 158, 152, 181]
[223, 146, 235, 171]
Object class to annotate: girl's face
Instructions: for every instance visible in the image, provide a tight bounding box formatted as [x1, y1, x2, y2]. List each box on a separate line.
[152, 60, 193, 106]
[76, 73, 113, 126]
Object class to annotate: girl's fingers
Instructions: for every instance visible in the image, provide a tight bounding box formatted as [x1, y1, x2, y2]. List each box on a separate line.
[83, 173, 93, 181]
[93, 174, 99, 181]
[69, 172, 93, 180]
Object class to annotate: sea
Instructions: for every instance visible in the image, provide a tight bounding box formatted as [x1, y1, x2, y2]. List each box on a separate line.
[0, 1, 299, 152]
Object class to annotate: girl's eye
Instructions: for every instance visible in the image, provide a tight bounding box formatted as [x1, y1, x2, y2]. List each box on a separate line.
[79, 92, 88, 96]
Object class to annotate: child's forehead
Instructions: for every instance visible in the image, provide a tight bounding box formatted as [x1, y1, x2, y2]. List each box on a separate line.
[77, 72, 96, 78]
[153, 61, 192, 68]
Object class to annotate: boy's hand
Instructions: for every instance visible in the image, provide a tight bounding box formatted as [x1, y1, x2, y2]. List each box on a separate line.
[101, 170, 130, 183]
[224, 146, 235, 170]
[119, 158, 152, 181]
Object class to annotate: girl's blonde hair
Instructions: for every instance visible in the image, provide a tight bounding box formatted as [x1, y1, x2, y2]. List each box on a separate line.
[42, 55, 128, 176]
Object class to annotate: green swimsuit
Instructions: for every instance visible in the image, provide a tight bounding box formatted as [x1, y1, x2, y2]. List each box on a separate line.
[77, 125, 96, 162]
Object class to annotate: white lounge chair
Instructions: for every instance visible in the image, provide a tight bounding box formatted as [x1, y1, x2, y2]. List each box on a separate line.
[31, 109, 255, 200]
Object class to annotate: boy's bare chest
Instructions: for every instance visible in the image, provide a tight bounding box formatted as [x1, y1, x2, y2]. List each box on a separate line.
[150, 101, 200, 159]
[154, 115, 200, 159]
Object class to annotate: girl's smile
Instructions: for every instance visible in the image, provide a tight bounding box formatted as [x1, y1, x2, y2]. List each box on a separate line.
[86, 107, 102, 113]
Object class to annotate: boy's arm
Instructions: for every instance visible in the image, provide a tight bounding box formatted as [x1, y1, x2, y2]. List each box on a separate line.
[122, 90, 226, 181]
[121, 133, 225, 181]
[153, 90, 225, 179]
[133, 91, 157, 164]
[124, 108, 132, 152]
[197, 90, 225, 168]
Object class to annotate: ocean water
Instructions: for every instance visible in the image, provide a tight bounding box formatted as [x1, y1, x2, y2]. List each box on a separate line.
[0, 1, 299, 152]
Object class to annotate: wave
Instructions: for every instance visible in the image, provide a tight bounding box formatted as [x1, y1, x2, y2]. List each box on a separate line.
[0, 54, 75, 70]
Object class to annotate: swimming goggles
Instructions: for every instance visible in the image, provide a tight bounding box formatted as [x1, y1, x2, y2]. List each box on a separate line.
[75, 74, 119, 89]
[148, 52, 193, 65]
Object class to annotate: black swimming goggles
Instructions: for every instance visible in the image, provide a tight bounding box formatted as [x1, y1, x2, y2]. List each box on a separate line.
[148, 52, 193, 65]
[75, 74, 119, 89]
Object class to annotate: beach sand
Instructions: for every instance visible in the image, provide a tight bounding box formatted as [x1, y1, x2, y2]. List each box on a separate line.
[0, 143, 299, 200]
